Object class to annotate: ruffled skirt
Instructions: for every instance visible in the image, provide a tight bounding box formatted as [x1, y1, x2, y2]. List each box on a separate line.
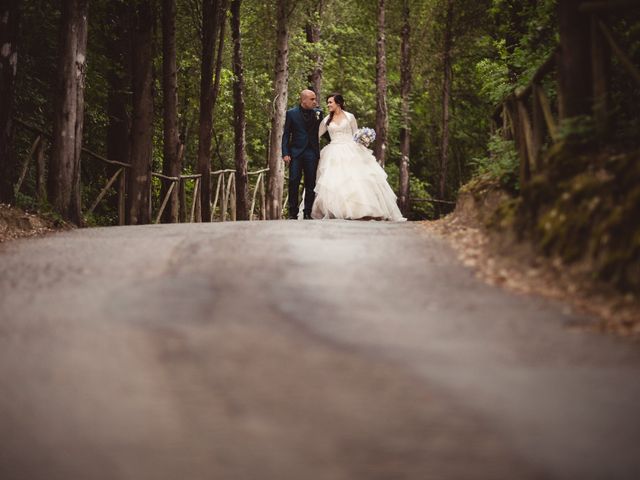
[311, 141, 406, 221]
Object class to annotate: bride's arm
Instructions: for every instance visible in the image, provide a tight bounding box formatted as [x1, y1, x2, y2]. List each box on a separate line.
[349, 113, 358, 134]
[318, 115, 329, 139]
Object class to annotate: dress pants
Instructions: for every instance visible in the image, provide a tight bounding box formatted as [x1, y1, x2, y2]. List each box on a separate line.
[288, 148, 318, 217]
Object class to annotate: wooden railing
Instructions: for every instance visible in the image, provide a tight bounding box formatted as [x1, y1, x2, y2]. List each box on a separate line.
[491, 50, 557, 187]
[492, 1, 640, 188]
[14, 119, 269, 224]
[210, 168, 268, 221]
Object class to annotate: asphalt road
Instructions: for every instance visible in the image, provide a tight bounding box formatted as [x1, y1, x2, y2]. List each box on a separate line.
[1, 220, 639, 480]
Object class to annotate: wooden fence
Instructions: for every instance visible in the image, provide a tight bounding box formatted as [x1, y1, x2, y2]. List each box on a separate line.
[210, 168, 268, 221]
[491, 1, 640, 188]
[14, 119, 269, 224]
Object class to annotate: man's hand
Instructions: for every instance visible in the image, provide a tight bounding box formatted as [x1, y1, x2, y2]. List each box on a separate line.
[283, 155, 291, 165]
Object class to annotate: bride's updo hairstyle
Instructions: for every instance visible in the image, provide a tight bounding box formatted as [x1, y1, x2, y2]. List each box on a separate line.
[326, 93, 345, 127]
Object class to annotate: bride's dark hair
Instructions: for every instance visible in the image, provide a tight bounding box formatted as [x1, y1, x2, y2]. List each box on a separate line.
[326, 93, 345, 126]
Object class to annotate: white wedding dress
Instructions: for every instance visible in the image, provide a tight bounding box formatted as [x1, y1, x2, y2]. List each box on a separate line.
[311, 111, 406, 221]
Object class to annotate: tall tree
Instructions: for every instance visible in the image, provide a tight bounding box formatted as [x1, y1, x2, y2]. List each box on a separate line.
[398, 0, 411, 215]
[557, 0, 592, 119]
[105, 0, 130, 166]
[306, 0, 325, 100]
[266, 0, 291, 219]
[374, 0, 388, 167]
[104, 0, 130, 226]
[128, 0, 154, 225]
[197, 0, 228, 222]
[0, 0, 19, 204]
[49, 0, 89, 224]
[161, 0, 181, 223]
[438, 0, 454, 202]
[231, 0, 249, 220]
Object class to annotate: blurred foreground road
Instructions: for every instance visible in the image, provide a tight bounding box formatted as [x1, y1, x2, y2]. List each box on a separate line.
[1, 221, 639, 480]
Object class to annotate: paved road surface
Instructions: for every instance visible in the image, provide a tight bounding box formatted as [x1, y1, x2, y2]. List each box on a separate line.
[1, 221, 639, 480]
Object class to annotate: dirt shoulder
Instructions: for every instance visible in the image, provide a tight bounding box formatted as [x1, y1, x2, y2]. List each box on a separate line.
[0, 204, 69, 243]
[422, 198, 639, 340]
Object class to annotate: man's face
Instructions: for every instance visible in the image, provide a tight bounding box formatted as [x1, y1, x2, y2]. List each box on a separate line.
[301, 92, 317, 109]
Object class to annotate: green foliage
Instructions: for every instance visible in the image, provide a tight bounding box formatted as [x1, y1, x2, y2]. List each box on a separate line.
[14, 191, 39, 213]
[475, 43, 511, 105]
[14, 192, 67, 227]
[385, 163, 434, 219]
[467, 0, 559, 196]
[486, 0, 557, 85]
[470, 133, 519, 192]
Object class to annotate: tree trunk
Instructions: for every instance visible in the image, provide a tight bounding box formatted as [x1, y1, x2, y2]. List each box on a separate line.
[266, 0, 291, 220]
[128, 0, 154, 225]
[231, 0, 249, 220]
[105, 0, 130, 222]
[106, 62, 130, 166]
[49, 0, 88, 225]
[398, 0, 411, 216]
[0, 0, 19, 204]
[106, 0, 130, 165]
[374, 0, 388, 167]
[438, 0, 453, 202]
[212, 4, 227, 125]
[305, 0, 325, 100]
[161, 0, 181, 223]
[197, 0, 228, 223]
[557, 0, 592, 119]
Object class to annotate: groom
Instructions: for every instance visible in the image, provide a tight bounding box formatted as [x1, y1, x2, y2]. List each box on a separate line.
[282, 89, 323, 219]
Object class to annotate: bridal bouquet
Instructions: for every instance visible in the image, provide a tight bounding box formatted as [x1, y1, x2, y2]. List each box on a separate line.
[353, 127, 376, 148]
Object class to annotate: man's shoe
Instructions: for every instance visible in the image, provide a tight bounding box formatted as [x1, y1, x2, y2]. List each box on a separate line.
[303, 213, 312, 220]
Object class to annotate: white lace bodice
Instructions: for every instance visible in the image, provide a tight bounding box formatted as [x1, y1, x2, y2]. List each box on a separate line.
[318, 111, 358, 144]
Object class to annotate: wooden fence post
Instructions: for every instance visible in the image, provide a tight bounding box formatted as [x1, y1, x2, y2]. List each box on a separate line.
[35, 138, 47, 201]
[195, 178, 202, 223]
[87, 167, 124, 216]
[531, 84, 545, 171]
[220, 172, 227, 222]
[230, 174, 237, 221]
[502, 104, 512, 140]
[190, 177, 200, 223]
[510, 99, 530, 187]
[260, 174, 266, 220]
[535, 86, 558, 141]
[118, 168, 127, 225]
[15, 135, 42, 194]
[212, 173, 222, 221]
[178, 177, 185, 223]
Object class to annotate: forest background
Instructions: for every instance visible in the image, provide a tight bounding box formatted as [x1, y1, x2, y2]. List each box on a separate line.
[4, 0, 570, 223]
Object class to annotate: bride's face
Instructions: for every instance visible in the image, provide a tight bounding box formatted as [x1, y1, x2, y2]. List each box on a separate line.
[327, 97, 339, 113]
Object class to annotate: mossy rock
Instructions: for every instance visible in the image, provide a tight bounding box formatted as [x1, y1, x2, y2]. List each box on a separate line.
[455, 176, 514, 227]
[487, 197, 520, 231]
[522, 145, 640, 291]
[457, 144, 639, 291]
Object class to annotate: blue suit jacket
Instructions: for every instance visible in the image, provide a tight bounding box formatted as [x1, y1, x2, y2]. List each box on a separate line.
[281, 106, 322, 160]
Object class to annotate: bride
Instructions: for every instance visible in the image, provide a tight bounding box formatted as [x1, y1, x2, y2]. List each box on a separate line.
[311, 93, 406, 221]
